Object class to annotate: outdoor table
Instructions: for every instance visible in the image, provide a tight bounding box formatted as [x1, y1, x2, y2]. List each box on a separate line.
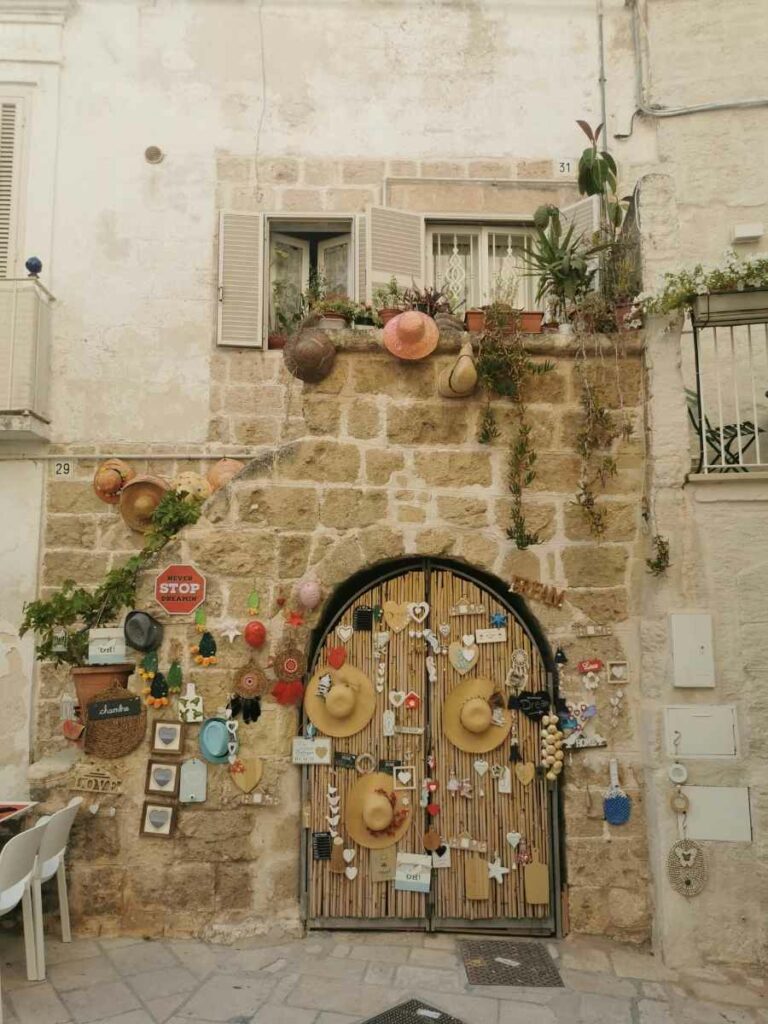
[0, 802, 38, 846]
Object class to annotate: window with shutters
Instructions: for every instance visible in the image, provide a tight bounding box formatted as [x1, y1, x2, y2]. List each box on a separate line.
[0, 95, 25, 279]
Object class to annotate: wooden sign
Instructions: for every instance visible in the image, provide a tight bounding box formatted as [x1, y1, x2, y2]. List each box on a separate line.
[465, 856, 490, 900]
[87, 695, 141, 721]
[574, 623, 612, 637]
[292, 738, 332, 765]
[87, 627, 127, 665]
[524, 856, 550, 905]
[379, 758, 402, 773]
[394, 853, 431, 893]
[179, 758, 207, 803]
[475, 627, 508, 645]
[370, 846, 397, 882]
[508, 575, 566, 608]
[69, 765, 121, 794]
[154, 564, 206, 615]
[333, 751, 357, 769]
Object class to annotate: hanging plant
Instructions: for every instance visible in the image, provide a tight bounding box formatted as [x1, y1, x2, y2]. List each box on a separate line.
[646, 535, 671, 576]
[475, 306, 554, 549]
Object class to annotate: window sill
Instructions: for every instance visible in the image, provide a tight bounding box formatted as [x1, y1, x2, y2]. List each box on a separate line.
[686, 471, 768, 502]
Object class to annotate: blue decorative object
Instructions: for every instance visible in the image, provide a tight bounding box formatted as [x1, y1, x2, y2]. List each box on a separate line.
[25, 256, 42, 278]
[490, 612, 507, 628]
[603, 759, 632, 825]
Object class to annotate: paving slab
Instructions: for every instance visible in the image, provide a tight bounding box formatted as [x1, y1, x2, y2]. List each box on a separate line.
[104, 944, 179, 978]
[60, 980, 141, 1024]
[7, 982, 72, 1024]
[125, 966, 198, 1002]
[174, 974, 276, 1021]
[47, 956, 121, 993]
[577, 992, 634, 1023]
[498, 1003, 558, 1024]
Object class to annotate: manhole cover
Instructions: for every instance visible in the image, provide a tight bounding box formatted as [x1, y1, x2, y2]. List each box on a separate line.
[458, 939, 563, 987]
[361, 998, 467, 1023]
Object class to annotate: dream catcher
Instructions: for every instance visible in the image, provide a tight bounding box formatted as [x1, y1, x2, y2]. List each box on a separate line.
[228, 665, 268, 724]
[271, 641, 307, 706]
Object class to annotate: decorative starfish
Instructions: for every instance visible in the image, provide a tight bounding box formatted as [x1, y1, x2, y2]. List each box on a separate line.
[220, 621, 242, 644]
[285, 609, 304, 627]
[490, 612, 507, 629]
[488, 856, 511, 884]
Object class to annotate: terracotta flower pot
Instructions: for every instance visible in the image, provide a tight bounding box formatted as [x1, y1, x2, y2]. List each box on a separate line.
[71, 663, 135, 711]
[465, 310, 486, 332]
[267, 332, 288, 350]
[614, 303, 633, 330]
[379, 308, 401, 325]
[520, 311, 544, 334]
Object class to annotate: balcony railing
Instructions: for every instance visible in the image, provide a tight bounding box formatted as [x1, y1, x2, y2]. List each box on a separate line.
[682, 295, 768, 473]
[0, 278, 53, 440]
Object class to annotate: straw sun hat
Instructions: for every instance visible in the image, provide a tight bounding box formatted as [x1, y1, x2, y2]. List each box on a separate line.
[346, 772, 412, 849]
[382, 310, 439, 361]
[119, 475, 169, 533]
[303, 663, 376, 738]
[443, 677, 512, 753]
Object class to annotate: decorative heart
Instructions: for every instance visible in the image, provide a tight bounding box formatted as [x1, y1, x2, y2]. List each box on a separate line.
[153, 767, 173, 788]
[327, 814, 340, 827]
[342, 848, 356, 863]
[515, 762, 535, 786]
[336, 624, 353, 643]
[397, 770, 412, 786]
[148, 809, 168, 829]
[462, 634, 475, 646]
[438, 623, 451, 637]
[345, 865, 358, 880]
[327, 646, 346, 669]
[426, 802, 440, 816]
[506, 831, 522, 849]
[676, 848, 697, 867]
[388, 690, 406, 708]
[231, 758, 263, 794]
[158, 726, 176, 745]
[314, 745, 329, 760]
[448, 641, 479, 675]
[473, 759, 489, 777]
[408, 601, 430, 624]
[383, 601, 409, 634]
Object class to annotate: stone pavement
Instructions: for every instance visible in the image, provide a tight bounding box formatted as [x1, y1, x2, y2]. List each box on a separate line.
[0, 929, 765, 1024]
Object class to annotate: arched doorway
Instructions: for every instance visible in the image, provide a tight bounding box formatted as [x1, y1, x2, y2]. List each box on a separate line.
[300, 558, 561, 934]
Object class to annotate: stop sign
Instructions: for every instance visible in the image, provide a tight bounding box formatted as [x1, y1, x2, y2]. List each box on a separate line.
[155, 564, 206, 615]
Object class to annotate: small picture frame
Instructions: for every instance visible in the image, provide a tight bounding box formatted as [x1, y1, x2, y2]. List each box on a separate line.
[392, 765, 416, 791]
[139, 800, 177, 839]
[607, 661, 629, 685]
[151, 720, 185, 755]
[145, 759, 180, 798]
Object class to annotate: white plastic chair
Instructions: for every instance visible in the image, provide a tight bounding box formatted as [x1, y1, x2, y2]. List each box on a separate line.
[0, 818, 48, 1010]
[31, 797, 82, 980]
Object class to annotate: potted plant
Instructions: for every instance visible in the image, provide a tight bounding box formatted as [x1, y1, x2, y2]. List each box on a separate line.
[637, 251, 768, 324]
[313, 295, 357, 330]
[350, 303, 380, 331]
[372, 276, 407, 324]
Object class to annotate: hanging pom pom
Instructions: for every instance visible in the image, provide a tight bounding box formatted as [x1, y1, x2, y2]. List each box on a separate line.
[228, 694, 242, 719]
[272, 679, 304, 706]
[243, 696, 262, 725]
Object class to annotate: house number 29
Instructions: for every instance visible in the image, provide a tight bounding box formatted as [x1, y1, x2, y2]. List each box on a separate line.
[53, 460, 73, 477]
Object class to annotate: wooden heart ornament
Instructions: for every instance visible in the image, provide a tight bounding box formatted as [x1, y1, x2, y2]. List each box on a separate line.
[408, 601, 430, 624]
[336, 624, 354, 643]
[383, 601, 409, 634]
[448, 640, 479, 675]
[327, 646, 346, 669]
[230, 758, 263, 794]
[515, 762, 535, 786]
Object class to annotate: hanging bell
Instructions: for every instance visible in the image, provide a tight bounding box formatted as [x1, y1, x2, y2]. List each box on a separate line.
[554, 646, 568, 666]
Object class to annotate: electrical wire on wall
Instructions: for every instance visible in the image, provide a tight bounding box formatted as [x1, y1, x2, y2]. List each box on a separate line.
[253, 0, 268, 203]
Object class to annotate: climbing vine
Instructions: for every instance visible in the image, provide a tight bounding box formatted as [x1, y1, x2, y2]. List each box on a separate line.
[475, 306, 554, 549]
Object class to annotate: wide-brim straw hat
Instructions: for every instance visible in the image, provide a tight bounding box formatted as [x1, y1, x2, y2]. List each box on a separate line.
[303, 663, 376, 738]
[383, 310, 439, 361]
[346, 771, 412, 849]
[443, 677, 512, 753]
[119, 475, 169, 533]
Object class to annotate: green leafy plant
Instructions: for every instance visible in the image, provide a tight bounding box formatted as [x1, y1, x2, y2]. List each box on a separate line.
[20, 490, 204, 667]
[637, 251, 768, 315]
[576, 120, 623, 232]
[646, 535, 671, 576]
[403, 283, 454, 317]
[372, 275, 407, 312]
[313, 295, 359, 323]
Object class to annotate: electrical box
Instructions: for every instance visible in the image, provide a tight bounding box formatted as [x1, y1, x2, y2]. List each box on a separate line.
[669, 613, 715, 688]
[680, 787, 751, 842]
[664, 705, 738, 758]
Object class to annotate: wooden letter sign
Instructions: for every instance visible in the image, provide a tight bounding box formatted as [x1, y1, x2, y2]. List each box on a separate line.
[508, 575, 566, 608]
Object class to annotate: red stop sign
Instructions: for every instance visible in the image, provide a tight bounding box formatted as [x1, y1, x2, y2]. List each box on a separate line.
[155, 564, 206, 615]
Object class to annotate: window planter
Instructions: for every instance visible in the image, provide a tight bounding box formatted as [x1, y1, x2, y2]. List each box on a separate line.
[691, 290, 768, 327]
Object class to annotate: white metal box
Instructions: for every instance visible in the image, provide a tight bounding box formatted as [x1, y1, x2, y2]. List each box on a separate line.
[664, 705, 738, 758]
[669, 613, 715, 688]
[88, 627, 127, 665]
[680, 786, 751, 842]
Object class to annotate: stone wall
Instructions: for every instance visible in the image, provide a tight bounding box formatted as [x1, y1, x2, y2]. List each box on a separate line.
[33, 331, 652, 945]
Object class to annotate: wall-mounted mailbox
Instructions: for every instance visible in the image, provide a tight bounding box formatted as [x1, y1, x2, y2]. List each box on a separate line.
[679, 787, 751, 842]
[669, 613, 715, 688]
[664, 705, 738, 758]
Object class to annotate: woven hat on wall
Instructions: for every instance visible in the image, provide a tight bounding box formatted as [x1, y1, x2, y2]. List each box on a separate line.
[93, 459, 135, 505]
[283, 327, 337, 383]
[382, 310, 439, 361]
[207, 458, 245, 491]
[171, 471, 212, 502]
[124, 611, 164, 653]
[83, 686, 146, 758]
[346, 772, 411, 850]
[443, 677, 512, 753]
[119, 475, 169, 533]
[303, 663, 376, 738]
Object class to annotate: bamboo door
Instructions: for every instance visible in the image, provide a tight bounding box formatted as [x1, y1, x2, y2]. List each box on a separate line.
[303, 561, 556, 933]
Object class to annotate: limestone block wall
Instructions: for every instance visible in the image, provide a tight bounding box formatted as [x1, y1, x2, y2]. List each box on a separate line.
[31, 332, 653, 945]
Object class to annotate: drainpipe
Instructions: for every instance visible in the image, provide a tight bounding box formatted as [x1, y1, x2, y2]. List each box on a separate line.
[616, 0, 768, 138]
[597, 0, 608, 145]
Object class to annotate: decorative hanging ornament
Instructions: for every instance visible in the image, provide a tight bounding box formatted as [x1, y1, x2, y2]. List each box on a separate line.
[144, 670, 169, 708]
[272, 641, 307, 706]
[228, 665, 268, 724]
[285, 609, 304, 628]
[554, 646, 568, 666]
[247, 590, 261, 616]
[167, 662, 182, 694]
[194, 607, 207, 634]
[191, 631, 217, 666]
[667, 839, 707, 897]
[603, 758, 631, 825]
[296, 578, 322, 611]
[244, 620, 267, 649]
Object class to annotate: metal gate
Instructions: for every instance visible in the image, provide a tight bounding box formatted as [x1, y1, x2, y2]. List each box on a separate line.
[300, 558, 560, 933]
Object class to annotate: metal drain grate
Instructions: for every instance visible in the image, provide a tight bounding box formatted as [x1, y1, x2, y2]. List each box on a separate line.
[361, 998, 467, 1024]
[458, 939, 563, 987]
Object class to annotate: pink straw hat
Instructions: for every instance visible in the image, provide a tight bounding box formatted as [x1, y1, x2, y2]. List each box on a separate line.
[383, 310, 439, 361]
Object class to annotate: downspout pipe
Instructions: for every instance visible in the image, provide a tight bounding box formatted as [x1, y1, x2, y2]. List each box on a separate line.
[616, 0, 768, 137]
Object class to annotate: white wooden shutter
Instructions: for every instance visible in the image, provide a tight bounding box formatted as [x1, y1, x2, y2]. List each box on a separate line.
[365, 205, 424, 301]
[560, 195, 601, 288]
[354, 213, 366, 303]
[217, 212, 265, 348]
[0, 98, 23, 279]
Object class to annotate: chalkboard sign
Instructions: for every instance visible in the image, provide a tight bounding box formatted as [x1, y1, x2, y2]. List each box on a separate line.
[379, 758, 402, 773]
[333, 751, 357, 769]
[87, 695, 142, 721]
